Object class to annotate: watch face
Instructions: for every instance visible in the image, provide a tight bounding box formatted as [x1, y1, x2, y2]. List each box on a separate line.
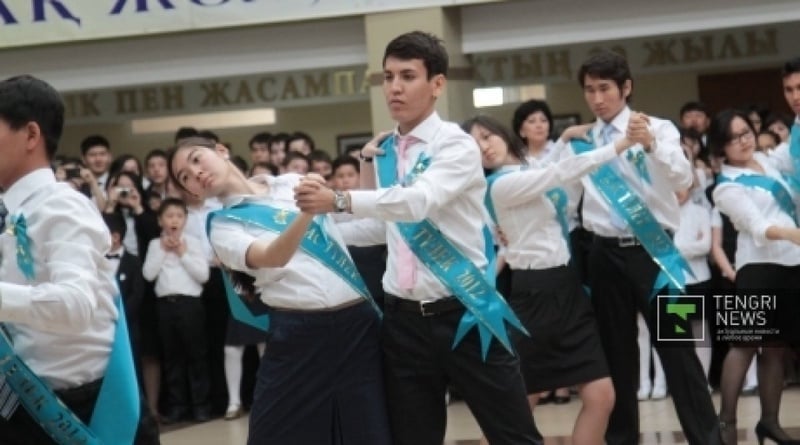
[335, 194, 347, 211]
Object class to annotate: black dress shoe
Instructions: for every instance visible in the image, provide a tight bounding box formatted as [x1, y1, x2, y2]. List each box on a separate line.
[193, 406, 213, 423]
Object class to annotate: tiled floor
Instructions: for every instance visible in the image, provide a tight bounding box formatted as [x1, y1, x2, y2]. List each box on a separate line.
[161, 388, 800, 444]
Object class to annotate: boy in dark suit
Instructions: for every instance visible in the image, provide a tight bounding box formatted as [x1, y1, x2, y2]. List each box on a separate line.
[103, 213, 145, 387]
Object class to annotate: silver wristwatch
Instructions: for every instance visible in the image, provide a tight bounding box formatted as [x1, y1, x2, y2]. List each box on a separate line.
[333, 190, 348, 213]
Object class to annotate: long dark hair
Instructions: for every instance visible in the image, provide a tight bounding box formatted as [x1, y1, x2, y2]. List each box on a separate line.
[462, 115, 529, 169]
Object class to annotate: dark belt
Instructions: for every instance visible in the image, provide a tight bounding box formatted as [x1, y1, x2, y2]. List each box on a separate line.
[386, 295, 463, 317]
[159, 294, 196, 303]
[594, 230, 674, 248]
[594, 234, 642, 248]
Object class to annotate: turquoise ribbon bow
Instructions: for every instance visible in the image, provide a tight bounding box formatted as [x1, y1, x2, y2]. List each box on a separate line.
[377, 136, 528, 359]
[626, 149, 652, 184]
[572, 136, 693, 297]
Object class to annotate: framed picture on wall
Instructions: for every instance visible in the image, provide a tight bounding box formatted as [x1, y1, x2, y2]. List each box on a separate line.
[552, 113, 581, 139]
[337, 132, 373, 156]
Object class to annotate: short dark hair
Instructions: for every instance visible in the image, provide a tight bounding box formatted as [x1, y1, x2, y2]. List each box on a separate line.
[269, 132, 291, 150]
[461, 115, 528, 167]
[782, 57, 800, 78]
[102, 213, 127, 240]
[332, 155, 360, 175]
[707, 109, 756, 159]
[198, 129, 219, 143]
[249, 162, 279, 177]
[174, 127, 199, 143]
[383, 31, 448, 79]
[80, 135, 110, 156]
[578, 50, 633, 100]
[0, 75, 64, 159]
[287, 131, 315, 152]
[763, 113, 792, 131]
[512, 100, 554, 141]
[157, 197, 187, 218]
[679, 101, 709, 118]
[283, 151, 310, 168]
[145, 148, 168, 165]
[309, 149, 332, 164]
[248, 132, 271, 149]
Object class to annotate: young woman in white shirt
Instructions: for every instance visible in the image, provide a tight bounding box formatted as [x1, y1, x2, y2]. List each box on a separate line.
[463, 115, 630, 445]
[710, 109, 800, 445]
[168, 138, 390, 445]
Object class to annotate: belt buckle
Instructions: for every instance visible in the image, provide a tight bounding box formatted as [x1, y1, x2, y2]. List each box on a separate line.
[419, 300, 436, 317]
[618, 236, 637, 247]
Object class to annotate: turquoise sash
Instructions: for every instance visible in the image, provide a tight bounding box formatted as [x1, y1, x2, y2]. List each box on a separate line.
[485, 168, 571, 253]
[376, 136, 528, 359]
[206, 204, 380, 332]
[572, 137, 693, 297]
[716, 173, 797, 223]
[0, 294, 139, 445]
[788, 123, 800, 193]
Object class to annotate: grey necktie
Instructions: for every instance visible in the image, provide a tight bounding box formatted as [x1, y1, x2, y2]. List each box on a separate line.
[0, 200, 19, 419]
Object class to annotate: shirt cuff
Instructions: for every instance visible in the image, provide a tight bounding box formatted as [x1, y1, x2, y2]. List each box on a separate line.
[0, 282, 32, 322]
[594, 144, 618, 163]
[348, 190, 380, 219]
[752, 221, 771, 247]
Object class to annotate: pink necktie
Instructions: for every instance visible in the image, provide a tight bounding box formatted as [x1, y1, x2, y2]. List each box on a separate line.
[396, 134, 417, 290]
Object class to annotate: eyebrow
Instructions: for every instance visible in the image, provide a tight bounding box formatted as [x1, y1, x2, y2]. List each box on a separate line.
[175, 148, 199, 182]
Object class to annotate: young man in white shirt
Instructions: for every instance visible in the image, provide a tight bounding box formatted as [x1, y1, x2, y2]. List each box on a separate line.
[0, 75, 159, 444]
[564, 50, 721, 445]
[142, 197, 211, 423]
[295, 31, 542, 445]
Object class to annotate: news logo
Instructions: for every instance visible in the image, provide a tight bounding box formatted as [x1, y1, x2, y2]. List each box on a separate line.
[656, 295, 705, 342]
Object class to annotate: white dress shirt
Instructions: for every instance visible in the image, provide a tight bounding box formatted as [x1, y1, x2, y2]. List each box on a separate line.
[564, 107, 693, 237]
[185, 197, 223, 263]
[490, 145, 617, 270]
[142, 233, 209, 297]
[105, 245, 124, 275]
[347, 112, 488, 302]
[0, 168, 117, 390]
[674, 201, 712, 284]
[210, 174, 362, 310]
[713, 152, 800, 268]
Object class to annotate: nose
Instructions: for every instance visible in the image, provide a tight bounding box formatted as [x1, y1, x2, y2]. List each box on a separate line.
[388, 77, 402, 93]
[590, 91, 604, 105]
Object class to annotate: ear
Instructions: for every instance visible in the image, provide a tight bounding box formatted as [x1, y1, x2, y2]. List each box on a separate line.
[25, 122, 43, 152]
[431, 74, 446, 99]
[621, 79, 632, 101]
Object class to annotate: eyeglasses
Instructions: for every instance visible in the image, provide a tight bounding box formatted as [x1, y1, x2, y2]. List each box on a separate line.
[728, 129, 755, 145]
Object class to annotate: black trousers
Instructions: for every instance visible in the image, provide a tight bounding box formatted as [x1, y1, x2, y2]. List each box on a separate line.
[382, 295, 543, 445]
[157, 295, 211, 416]
[201, 267, 230, 415]
[0, 379, 160, 445]
[588, 238, 721, 445]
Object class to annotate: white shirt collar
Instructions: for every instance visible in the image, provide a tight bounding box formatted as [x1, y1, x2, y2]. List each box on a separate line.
[594, 106, 631, 136]
[397, 111, 442, 144]
[3, 168, 56, 216]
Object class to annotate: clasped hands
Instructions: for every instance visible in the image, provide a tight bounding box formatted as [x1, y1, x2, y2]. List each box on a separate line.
[294, 173, 337, 214]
